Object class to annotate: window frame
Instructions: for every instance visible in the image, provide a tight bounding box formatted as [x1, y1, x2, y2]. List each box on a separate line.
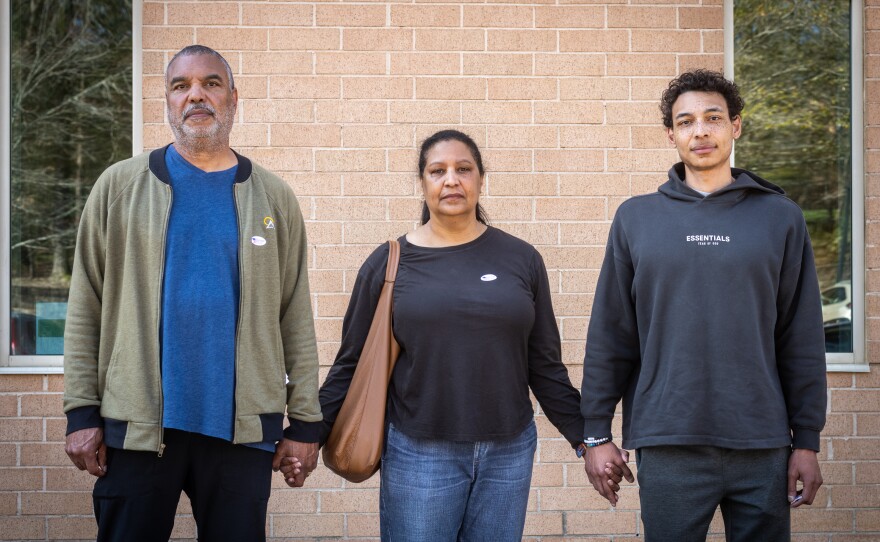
[0, 0, 143, 373]
[724, 0, 867, 371]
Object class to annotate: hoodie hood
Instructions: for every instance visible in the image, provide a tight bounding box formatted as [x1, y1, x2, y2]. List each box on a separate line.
[658, 162, 785, 203]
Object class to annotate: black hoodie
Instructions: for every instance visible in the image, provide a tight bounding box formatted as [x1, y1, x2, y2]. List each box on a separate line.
[581, 163, 827, 451]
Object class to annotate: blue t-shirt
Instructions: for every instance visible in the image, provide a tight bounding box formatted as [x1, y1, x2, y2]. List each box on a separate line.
[161, 145, 252, 446]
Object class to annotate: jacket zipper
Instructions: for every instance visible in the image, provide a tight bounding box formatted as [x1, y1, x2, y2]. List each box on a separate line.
[232, 183, 244, 445]
[157, 184, 173, 457]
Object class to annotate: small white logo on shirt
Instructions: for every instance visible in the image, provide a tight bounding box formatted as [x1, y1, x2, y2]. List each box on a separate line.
[251, 236, 267, 246]
[481, 274, 497, 282]
[686, 234, 731, 246]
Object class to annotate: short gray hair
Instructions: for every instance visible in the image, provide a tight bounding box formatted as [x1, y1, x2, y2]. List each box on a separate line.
[166, 45, 235, 90]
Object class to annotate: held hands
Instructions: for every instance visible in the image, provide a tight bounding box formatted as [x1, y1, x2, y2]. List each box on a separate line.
[583, 442, 634, 507]
[788, 448, 823, 508]
[273, 439, 319, 488]
[65, 427, 107, 477]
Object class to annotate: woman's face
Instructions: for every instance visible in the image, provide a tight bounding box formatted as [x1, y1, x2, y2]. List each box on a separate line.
[420, 139, 483, 223]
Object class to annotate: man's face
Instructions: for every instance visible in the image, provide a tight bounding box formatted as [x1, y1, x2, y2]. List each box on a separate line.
[667, 91, 741, 174]
[165, 54, 237, 147]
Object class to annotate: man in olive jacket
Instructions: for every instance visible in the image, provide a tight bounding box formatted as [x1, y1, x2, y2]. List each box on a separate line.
[63, 45, 321, 541]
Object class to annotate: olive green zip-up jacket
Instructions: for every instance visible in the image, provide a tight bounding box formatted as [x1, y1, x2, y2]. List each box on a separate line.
[63, 146, 322, 452]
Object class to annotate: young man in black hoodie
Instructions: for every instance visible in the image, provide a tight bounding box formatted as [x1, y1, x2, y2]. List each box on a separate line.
[580, 70, 826, 541]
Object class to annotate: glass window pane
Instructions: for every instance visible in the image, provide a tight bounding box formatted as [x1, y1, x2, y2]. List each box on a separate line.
[9, 0, 132, 356]
[734, 0, 853, 354]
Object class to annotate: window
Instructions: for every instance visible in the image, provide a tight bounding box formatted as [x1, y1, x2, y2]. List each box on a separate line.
[1, 0, 140, 371]
[729, 0, 866, 369]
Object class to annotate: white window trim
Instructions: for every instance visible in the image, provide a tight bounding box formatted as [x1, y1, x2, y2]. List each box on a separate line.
[0, 0, 143, 373]
[725, 0, 867, 372]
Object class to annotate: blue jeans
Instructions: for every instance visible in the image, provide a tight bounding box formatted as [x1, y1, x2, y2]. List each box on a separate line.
[379, 420, 537, 542]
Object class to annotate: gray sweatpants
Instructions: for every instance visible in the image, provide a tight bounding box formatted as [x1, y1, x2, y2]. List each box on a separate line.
[637, 446, 791, 542]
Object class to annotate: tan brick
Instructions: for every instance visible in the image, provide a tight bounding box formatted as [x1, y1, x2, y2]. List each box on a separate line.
[317, 5, 386, 27]
[488, 174, 557, 197]
[316, 294, 353, 317]
[560, 174, 629, 197]
[241, 52, 311, 75]
[461, 102, 531, 124]
[47, 516, 99, 540]
[856, 509, 880, 531]
[228, 123, 268, 148]
[560, 30, 629, 53]
[494, 222, 558, 246]
[537, 103, 605, 127]
[143, 2, 164, 25]
[142, 50, 166, 76]
[561, 125, 631, 149]
[567, 510, 639, 535]
[306, 222, 344, 245]
[196, 28, 267, 51]
[479, 198, 535, 221]
[392, 5, 460, 27]
[536, 198, 605, 221]
[387, 196, 422, 220]
[344, 29, 413, 52]
[271, 124, 339, 148]
[488, 78, 556, 100]
[0, 492, 16, 514]
[242, 100, 313, 123]
[0, 444, 16, 466]
[316, 101, 387, 124]
[703, 30, 724, 54]
[608, 150, 677, 173]
[832, 389, 880, 412]
[243, 148, 312, 172]
[0, 517, 46, 540]
[822, 413, 854, 437]
[19, 443, 69, 466]
[0, 377, 43, 393]
[242, 4, 312, 26]
[632, 126, 669, 149]
[541, 245, 605, 270]
[0, 419, 42, 442]
[608, 54, 677, 77]
[22, 491, 92, 515]
[523, 512, 564, 536]
[343, 77, 412, 99]
[561, 270, 602, 294]
[680, 6, 723, 30]
[270, 76, 340, 99]
[0, 395, 17, 416]
[269, 28, 340, 51]
[321, 488, 379, 513]
[347, 512, 380, 537]
[316, 52, 385, 75]
[488, 30, 556, 52]
[416, 77, 485, 100]
[0, 467, 42, 490]
[309, 269, 346, 293]
[606, 102, 662, 125]
[463, 53, 532, 76]
[344, 174, 415, 197]
[45, 467, 97, 491]
[315, 150, 385, 173]
[45, 418, 66, 442]
[464, 6, 533, 28]
[233, 75, 269, 100]
[388, 149, 421, 173]
[167, 3, 238, 25]
[560, 78, 630, 100]
[390, 100, 460, 124]
[541, 487, 614, 511]
[314, 245, 379, 270]
[535, 150, 604, 173]
[535, 6, 604, 28]
[391, 53, 460, 75]
[142, 26, 194, 51]
[535, 54, 604, 76]
[488, 126, 557, 149]
[832, 438, 880, 460]
[678, 54, 724, 74]
[608, 6, 676, 28]
[343, 125, 414, 148]
[416, 29, 485, 52]
[345, 221, 416, 244]
[474, 150, 528, 173]
[632, 30, 701, 53]
[831, 485, 880, 508]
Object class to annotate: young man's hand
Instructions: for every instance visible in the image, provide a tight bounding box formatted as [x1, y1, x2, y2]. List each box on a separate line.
[583, 442, 634, 506]
[788, 448, 823, 507]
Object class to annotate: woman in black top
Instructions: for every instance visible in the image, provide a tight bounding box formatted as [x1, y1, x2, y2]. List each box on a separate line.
[316, 130, 585, 541]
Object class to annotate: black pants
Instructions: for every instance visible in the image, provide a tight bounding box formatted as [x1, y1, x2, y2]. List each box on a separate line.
[637, 446, 791, 542]
[93, 429, 273, 542]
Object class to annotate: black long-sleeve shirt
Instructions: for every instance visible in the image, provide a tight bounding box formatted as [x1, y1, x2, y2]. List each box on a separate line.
[320, 226, 583, 445]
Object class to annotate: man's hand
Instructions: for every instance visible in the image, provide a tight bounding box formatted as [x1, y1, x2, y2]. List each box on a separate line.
[788, 448, 822, 507]
[273, 439, 318, 488]
[583, 442, 634, 507]
[65, 427, 107, 477]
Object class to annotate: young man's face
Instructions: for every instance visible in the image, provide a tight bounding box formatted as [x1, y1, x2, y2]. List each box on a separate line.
[667, 91, 742, 175]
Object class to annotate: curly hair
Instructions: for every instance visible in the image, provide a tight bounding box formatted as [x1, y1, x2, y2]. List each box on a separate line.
[660, 70, 744, 128]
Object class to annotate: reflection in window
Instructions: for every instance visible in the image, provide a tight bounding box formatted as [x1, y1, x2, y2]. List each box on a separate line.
[734, 0, 853, 353]
[10, 1, 132, 355]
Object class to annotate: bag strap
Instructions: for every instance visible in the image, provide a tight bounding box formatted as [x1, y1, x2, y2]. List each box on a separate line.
[385, 240, 401, 283]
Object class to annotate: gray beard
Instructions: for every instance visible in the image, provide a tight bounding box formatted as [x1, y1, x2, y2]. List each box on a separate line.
[168, 111, 235, 154]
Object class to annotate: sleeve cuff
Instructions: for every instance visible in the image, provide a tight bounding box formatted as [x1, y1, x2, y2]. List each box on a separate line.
[583, 418, 613, 442]
[792, 428, 821, 452]
[65, 405, 103, 435]
[283, 418, 323, 443]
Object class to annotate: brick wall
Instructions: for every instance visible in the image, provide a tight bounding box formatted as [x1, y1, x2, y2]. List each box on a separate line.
[0, 0, 878, 539]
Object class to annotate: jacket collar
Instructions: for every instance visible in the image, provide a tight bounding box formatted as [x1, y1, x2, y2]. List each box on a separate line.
[148, 143, 253, 185]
